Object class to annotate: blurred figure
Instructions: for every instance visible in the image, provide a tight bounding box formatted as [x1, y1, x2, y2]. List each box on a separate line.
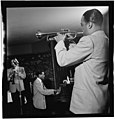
[33, 71, 61, 116]
[7, 58, 26, 116]
[54, 9, 109, 114]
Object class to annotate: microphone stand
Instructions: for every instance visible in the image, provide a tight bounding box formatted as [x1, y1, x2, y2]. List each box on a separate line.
[19, 89, 23, 115]
[49, 40, 57, 90]
[16, 70, 23, 116]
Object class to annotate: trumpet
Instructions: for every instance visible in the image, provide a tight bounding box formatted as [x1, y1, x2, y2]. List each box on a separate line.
[36, 29, 83, 42]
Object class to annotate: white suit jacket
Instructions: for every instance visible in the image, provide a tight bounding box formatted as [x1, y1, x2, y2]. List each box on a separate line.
[33, 77, 54, 109]
[55, 30, 109, 114]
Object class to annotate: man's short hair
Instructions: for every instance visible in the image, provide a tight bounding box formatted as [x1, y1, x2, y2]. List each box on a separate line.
[36, 70, 44, 76]
[83, 9, 103, 26]
[11, 58, 19, 65]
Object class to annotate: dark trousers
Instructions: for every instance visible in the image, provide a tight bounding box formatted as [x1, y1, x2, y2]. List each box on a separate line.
[33, 108, 48, 117]
[11, 90, 25, 116]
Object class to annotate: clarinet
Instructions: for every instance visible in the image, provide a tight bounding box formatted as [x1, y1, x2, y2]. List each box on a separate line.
[9, 71, 15, 84]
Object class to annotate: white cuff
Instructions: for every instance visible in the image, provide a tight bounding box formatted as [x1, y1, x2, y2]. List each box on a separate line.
[54, 40, 66, 51]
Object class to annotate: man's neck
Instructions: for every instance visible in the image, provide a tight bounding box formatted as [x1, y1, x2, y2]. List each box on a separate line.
[90, 26, 102, 35]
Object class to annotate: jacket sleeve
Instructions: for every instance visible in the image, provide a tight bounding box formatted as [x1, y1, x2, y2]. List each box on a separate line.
[54, 36, 94, 67]
[7, 69, 11, 81]
[35, 80, 54, 95]
[18, 67, 26, 79]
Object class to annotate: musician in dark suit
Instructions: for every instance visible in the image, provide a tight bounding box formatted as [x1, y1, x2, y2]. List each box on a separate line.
[7, 58, 26, 115]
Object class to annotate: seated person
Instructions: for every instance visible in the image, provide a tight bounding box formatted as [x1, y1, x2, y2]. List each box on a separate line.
[33, 71, 61, 116]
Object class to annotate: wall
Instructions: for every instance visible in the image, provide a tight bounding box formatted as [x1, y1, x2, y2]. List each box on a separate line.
[32, 40, 50, 54]
[7, 44, 32, 56]
[102, 12, 109, 37]
[7, 40, 50, 56]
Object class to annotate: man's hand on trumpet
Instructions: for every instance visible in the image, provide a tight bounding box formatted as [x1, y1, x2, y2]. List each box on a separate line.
[49, 33, 66, 43]
[55, 33, 66, 42]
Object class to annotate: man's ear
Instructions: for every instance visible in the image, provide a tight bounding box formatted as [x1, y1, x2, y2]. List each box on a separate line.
[88, 22, 93, 29]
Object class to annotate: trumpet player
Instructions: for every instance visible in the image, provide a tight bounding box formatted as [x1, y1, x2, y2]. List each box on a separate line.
[54, 9, 109, 114]
[7, 58, 26, 115]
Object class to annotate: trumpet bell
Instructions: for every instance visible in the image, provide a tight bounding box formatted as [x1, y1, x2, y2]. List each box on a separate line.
[36, 31, 58, 40]
[36, 30, 44, 39]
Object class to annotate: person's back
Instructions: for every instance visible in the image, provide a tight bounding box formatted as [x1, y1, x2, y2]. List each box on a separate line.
[33, 71, 57, 110]
[70, 30, 109, 114]
[33, 78, 46, 109]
